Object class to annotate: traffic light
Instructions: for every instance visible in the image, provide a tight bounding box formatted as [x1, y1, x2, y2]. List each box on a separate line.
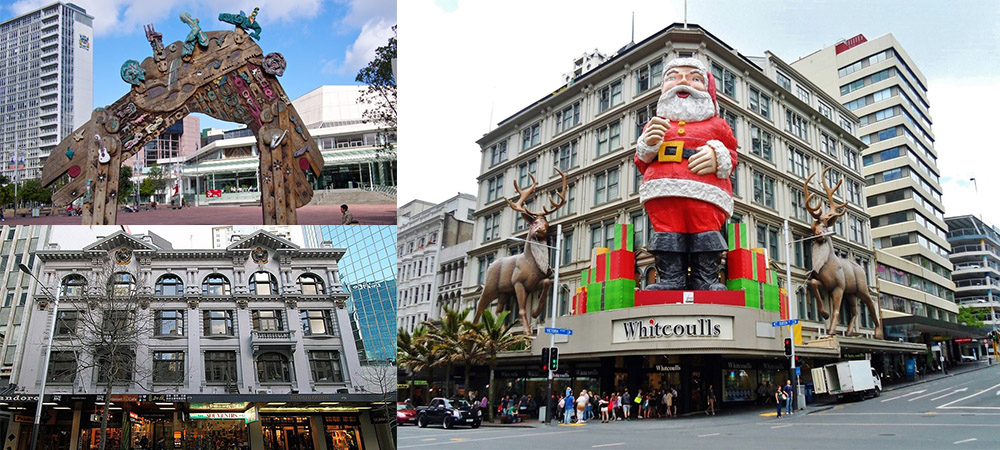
[793, 355, 801, 366]
[541, 347, 550, 371]
[784, 338, 792, 356]
[550, 347, 559, 371]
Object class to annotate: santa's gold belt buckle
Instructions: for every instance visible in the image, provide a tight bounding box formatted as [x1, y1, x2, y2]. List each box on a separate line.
[658, 140, 685, 163]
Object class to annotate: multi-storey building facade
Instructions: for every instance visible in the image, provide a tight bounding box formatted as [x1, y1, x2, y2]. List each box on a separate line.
[457, 23, 909, 414]
[947, 215, 1000, 330]
[5, 230, 388, 450]
[304, 226, 397, 363]
[397, 194, 475, 332]
[0, 2, 93, 180]
[791, 34, 958, 332]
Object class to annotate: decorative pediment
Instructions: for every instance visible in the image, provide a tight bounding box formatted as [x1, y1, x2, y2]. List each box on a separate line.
[226, 230, 299, 252]
[83, 231, 161, 253]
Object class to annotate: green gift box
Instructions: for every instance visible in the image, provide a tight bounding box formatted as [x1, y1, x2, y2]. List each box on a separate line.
[604, 278, 636, 310]
[726, 278, 761, 309]
[762, 283, 780, 312]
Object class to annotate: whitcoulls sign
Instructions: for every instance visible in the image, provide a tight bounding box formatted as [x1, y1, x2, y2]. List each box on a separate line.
[612, 316, 734, 343]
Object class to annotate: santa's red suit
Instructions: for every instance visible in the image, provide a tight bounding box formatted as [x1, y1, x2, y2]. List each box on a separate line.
[634, 117, 737, 235]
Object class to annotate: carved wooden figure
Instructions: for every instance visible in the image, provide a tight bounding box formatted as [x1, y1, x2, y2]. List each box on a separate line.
[804, 168, 882, 338]
[473, 169, 568, 334]
[40, 12, 324, 225]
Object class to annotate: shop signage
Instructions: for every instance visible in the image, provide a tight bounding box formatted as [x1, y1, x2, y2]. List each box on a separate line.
[324, 415, 360, 425]
[413, 380, 428, 386]
[371, 415, 389, 424]
[244, 406, 259, 424]
[613, 316, 733, 343]
[15, 413, 55, 424]
[654, 364, 682, 372]
[574, 368, 599, 377]
[190, 412, 245, 420]
[0, 395, 39, 402]
[50, 394, 94, 402]
[726, 362, 752, 370]
[189, 402, 249, 411]
[103, 394, 138, 402]
[954, 338, 973, 343]
[140, 394, 188, 402]
[397, 384, 410, 390]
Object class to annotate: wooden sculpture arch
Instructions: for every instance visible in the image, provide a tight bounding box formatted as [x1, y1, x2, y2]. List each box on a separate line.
[41, 12, 324, 225]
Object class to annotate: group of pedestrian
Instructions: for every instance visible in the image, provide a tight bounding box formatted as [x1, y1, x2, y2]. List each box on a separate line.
[633, 386, 679, 419]
[775, 380, 794, 418]
[552, 385, 700, 424]
[496, 393, 536, 423]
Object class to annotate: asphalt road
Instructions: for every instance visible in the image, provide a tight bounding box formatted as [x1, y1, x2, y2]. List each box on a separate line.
[398, 363, 1000, 449]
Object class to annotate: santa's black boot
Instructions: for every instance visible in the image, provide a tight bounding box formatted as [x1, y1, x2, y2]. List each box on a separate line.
[647, 251, 687, 290]
[688, 231, 728, 291]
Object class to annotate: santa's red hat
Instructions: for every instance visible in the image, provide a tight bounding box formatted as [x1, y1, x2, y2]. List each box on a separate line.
[662, 57, 718, 114]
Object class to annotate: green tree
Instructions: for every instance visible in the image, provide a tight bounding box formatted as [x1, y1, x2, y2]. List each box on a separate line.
[0, 184, 13, 207]
[471, 309, 533, 422]
[356, 25, 397, 159]
[17, 178, 51, 205]
[398, 326, 435, 384]
[139, 165, 169, 199]
[422, 305, 484, 398]
[958, 306, 985, 329]
[118, 166, 135, 204]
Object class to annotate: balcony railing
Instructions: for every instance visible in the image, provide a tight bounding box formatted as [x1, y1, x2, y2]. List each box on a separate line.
[250, 329, 296, 353]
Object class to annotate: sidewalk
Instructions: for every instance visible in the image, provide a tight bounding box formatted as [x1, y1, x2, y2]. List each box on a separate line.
[881, 360, 992, 392]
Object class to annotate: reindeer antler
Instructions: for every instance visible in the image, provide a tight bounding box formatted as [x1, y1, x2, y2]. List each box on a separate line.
[819, 167, 849, 219]
[506, 174, 539, 218]
[542, 169, 569, 215]
[803, 173, 823, 220]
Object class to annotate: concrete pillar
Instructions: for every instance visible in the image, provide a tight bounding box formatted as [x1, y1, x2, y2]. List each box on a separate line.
[68, 407, 82, 450]
[247, 419, 265, 450]
[357, 410, 390, 450]
[6, 422, 21, 450]
[308, 416, 327, 450]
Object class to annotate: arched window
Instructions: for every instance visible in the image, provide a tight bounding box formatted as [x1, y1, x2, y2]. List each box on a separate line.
[155, 274, 185, 296]
[61, 274, 87, 297]
[110, 272, 135, 297]
[643, 266, 657, 289]
[249, 271, 278, 296]
[256, 352, 290, 383]
[297, 274, 325, 295]
[202, 274, 231, 296]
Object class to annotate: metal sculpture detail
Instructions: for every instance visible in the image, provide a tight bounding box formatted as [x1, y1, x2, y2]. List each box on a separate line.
[219, 9, 263, 41]
[474, 169, 568, 334]
[804, 168, 882, 338]
[41, 12, 325, 225]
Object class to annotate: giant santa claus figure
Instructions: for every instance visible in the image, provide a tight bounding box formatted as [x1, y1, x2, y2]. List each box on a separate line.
[635, 57, 737, 291]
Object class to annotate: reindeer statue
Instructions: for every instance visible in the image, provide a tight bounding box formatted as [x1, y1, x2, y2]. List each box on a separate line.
[804, 168, 882, 338]
[473, 169, 568, 335]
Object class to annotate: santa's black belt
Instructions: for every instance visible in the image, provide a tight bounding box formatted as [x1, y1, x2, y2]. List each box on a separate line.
[657, 140, 699, 163]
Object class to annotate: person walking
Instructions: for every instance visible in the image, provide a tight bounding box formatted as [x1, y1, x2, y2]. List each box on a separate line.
[775, 386, 785, 418]
[671, 386, 679, 417]
[577, 389, 589, 423]
[564, 390, 575, 424]
[665, 387, 674, 418]
[609, 392, 618, 421]
[706, 385, 716, 416]
[599, 394, 610, 423]
[622, 389, 631, 420]
[784, 380, 794, 415]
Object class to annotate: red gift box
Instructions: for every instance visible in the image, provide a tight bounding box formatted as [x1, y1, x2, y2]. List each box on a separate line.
[726, 248, 754, 281]
[595, 253, 608, 283]
[634, 290, 746, 307]
[779, 288, 789, 320]
[754, 252, 767, 283]
[609, 249, 635, 280]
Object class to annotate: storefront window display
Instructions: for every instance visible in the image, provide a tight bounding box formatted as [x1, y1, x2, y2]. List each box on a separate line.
[324, 415, 364, 450]
[262, 416, 314, 450]
[184, 418, 249, 450]
[722, 360, 790, 403]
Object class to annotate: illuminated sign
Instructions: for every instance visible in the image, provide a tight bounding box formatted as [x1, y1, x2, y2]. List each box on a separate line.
[244, 406, 259, 424]
[190, 412, 245, 420]
[189, 402, 249, 411]
[612, 316, 733, 343]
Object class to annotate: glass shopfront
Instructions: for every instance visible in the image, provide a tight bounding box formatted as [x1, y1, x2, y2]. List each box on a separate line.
[262, 416, 314, 450]
[721, 360, 790, 403]
[324, 415, 364, 450]
[183, 418, 250, 450]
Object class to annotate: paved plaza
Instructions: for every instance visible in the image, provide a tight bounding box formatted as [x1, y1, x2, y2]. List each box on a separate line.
[0, 203, 396, 225]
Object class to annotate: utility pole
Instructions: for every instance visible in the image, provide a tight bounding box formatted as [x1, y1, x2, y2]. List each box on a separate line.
[544, 224, 562, 425]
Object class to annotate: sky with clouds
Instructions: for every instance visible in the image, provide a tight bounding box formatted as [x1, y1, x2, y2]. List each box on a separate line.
[1, 0, 395, 132]
[398, 0, 1000, 227]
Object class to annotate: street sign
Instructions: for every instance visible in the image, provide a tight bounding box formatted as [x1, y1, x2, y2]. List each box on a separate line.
[772, 319, 799, 327]
[796, 367, 801, 376]
[544, 327, 573, 336]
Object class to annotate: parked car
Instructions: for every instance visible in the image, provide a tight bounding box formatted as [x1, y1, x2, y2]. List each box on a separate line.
[416, 397, 482, 429]
[397, 402, 417, 425]
[960, 355, 977, 362]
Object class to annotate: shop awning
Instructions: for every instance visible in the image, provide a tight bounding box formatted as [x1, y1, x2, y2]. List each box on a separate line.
[883, 315, 988, 340]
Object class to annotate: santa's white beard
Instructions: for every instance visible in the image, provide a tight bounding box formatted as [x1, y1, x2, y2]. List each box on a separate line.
[656, 85, 716, 122]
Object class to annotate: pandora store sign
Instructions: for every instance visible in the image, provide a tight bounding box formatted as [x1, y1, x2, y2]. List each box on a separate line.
[612, 316, 734, 343]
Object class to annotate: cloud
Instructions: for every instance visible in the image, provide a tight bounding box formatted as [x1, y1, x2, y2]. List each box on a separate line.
[10, 0, 325, 37]
[336, 0, 396, 29]
[339, 18, 394, 75]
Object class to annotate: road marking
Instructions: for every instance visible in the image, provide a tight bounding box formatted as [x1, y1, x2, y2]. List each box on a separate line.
[939, 381, 1000, 410]
[449, 438, 468, 442]
[881, 389, 926, 402]
[755, 422, 1000, 428]
[771, 424, 792, 429]
[698, 433, 720, 437]
[398, 429, 584, 448]
[909, 381, 975, 401]
[592, 444, 625, 448]
[931, 387, 969, 401]
[421, 438, 436, 441]
[954, 438, 977, 444]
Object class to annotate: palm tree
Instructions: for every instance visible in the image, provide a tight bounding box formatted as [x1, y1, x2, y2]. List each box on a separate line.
[397, 326, 434, 398]
[422, 305, 473, 397]
[471, 309, 532, 422]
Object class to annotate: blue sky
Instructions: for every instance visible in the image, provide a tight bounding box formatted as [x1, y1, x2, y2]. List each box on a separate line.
[2, 0, 395, 131]
[399, 0, 1000, 225]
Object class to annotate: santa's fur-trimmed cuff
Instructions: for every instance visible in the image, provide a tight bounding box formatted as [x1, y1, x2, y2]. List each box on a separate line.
[636, 138, 659, 164]
[707, 140, 732, 179]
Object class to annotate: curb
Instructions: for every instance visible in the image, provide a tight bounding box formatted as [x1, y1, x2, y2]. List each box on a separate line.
[480, 423, 537, 428]
[806, 406, 834, 414]
[883, 363, 992, 392]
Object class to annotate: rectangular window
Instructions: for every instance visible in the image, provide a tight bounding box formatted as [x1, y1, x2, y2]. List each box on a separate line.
[590, 221, 615, 251]
[635, 59, 663, 94]
[720, 107, 737, 134]
[748, 86, 771, 119]
[482, 212, 500, 242]
[301, 310, 336, 336]
[752, 171, 775, 208]
[204, 351, 238, 383]
[786, 109, 807, 140]
[839, 117, 853, 134]
[818, 102, 832, 119]
[555, 140, 579, 172]
[309, 350, 344, 383]
[549, 183, 576, 219]
[821, 133, 837, 158]
[517, 159, 538, 187]
[598, 80, 623, 113]
[776, 72, 791, 91]
[750, 125, 773, 161]
[711, 62, 737, 98]
[155, 310, 184, 336]
[562, 232, 573, 264]
[47, 351, 76, 383]
[203, 310, 234, 336]
[630, 211, 647, 249]
[489, 140, 507, 166]
[843, 147, 859, 172]
[521, 123, 540, 150]
[555, 102, 581, 134]
[730, 164, 741, 197]
[756, 223, 781, 261]
[788, 147, 809, 178]
[795, 85, 811, 104]
[153, 351, 185, 384]
[55, 310, 78, 337]
[595, 120, 621, 157]
[486, 174, 504, 202]
[593, 167, 620, 205]
[790, 188, 807, 222]
[847, 180, 862, 205]
[252, 310, 284, 332]
[634, 102, 657, 141]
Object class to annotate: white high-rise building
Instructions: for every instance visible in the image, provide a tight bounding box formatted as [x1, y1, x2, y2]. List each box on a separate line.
[0, 2, 94, 180]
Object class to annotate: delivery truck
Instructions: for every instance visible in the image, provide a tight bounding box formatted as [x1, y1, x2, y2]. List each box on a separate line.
[810, 359, 881, 401]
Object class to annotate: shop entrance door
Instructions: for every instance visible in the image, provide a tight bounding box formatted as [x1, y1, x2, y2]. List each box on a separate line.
[262, 418, 314, 450]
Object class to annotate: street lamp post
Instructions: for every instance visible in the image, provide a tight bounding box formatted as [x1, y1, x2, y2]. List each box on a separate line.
[18, 263, 61, 450]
